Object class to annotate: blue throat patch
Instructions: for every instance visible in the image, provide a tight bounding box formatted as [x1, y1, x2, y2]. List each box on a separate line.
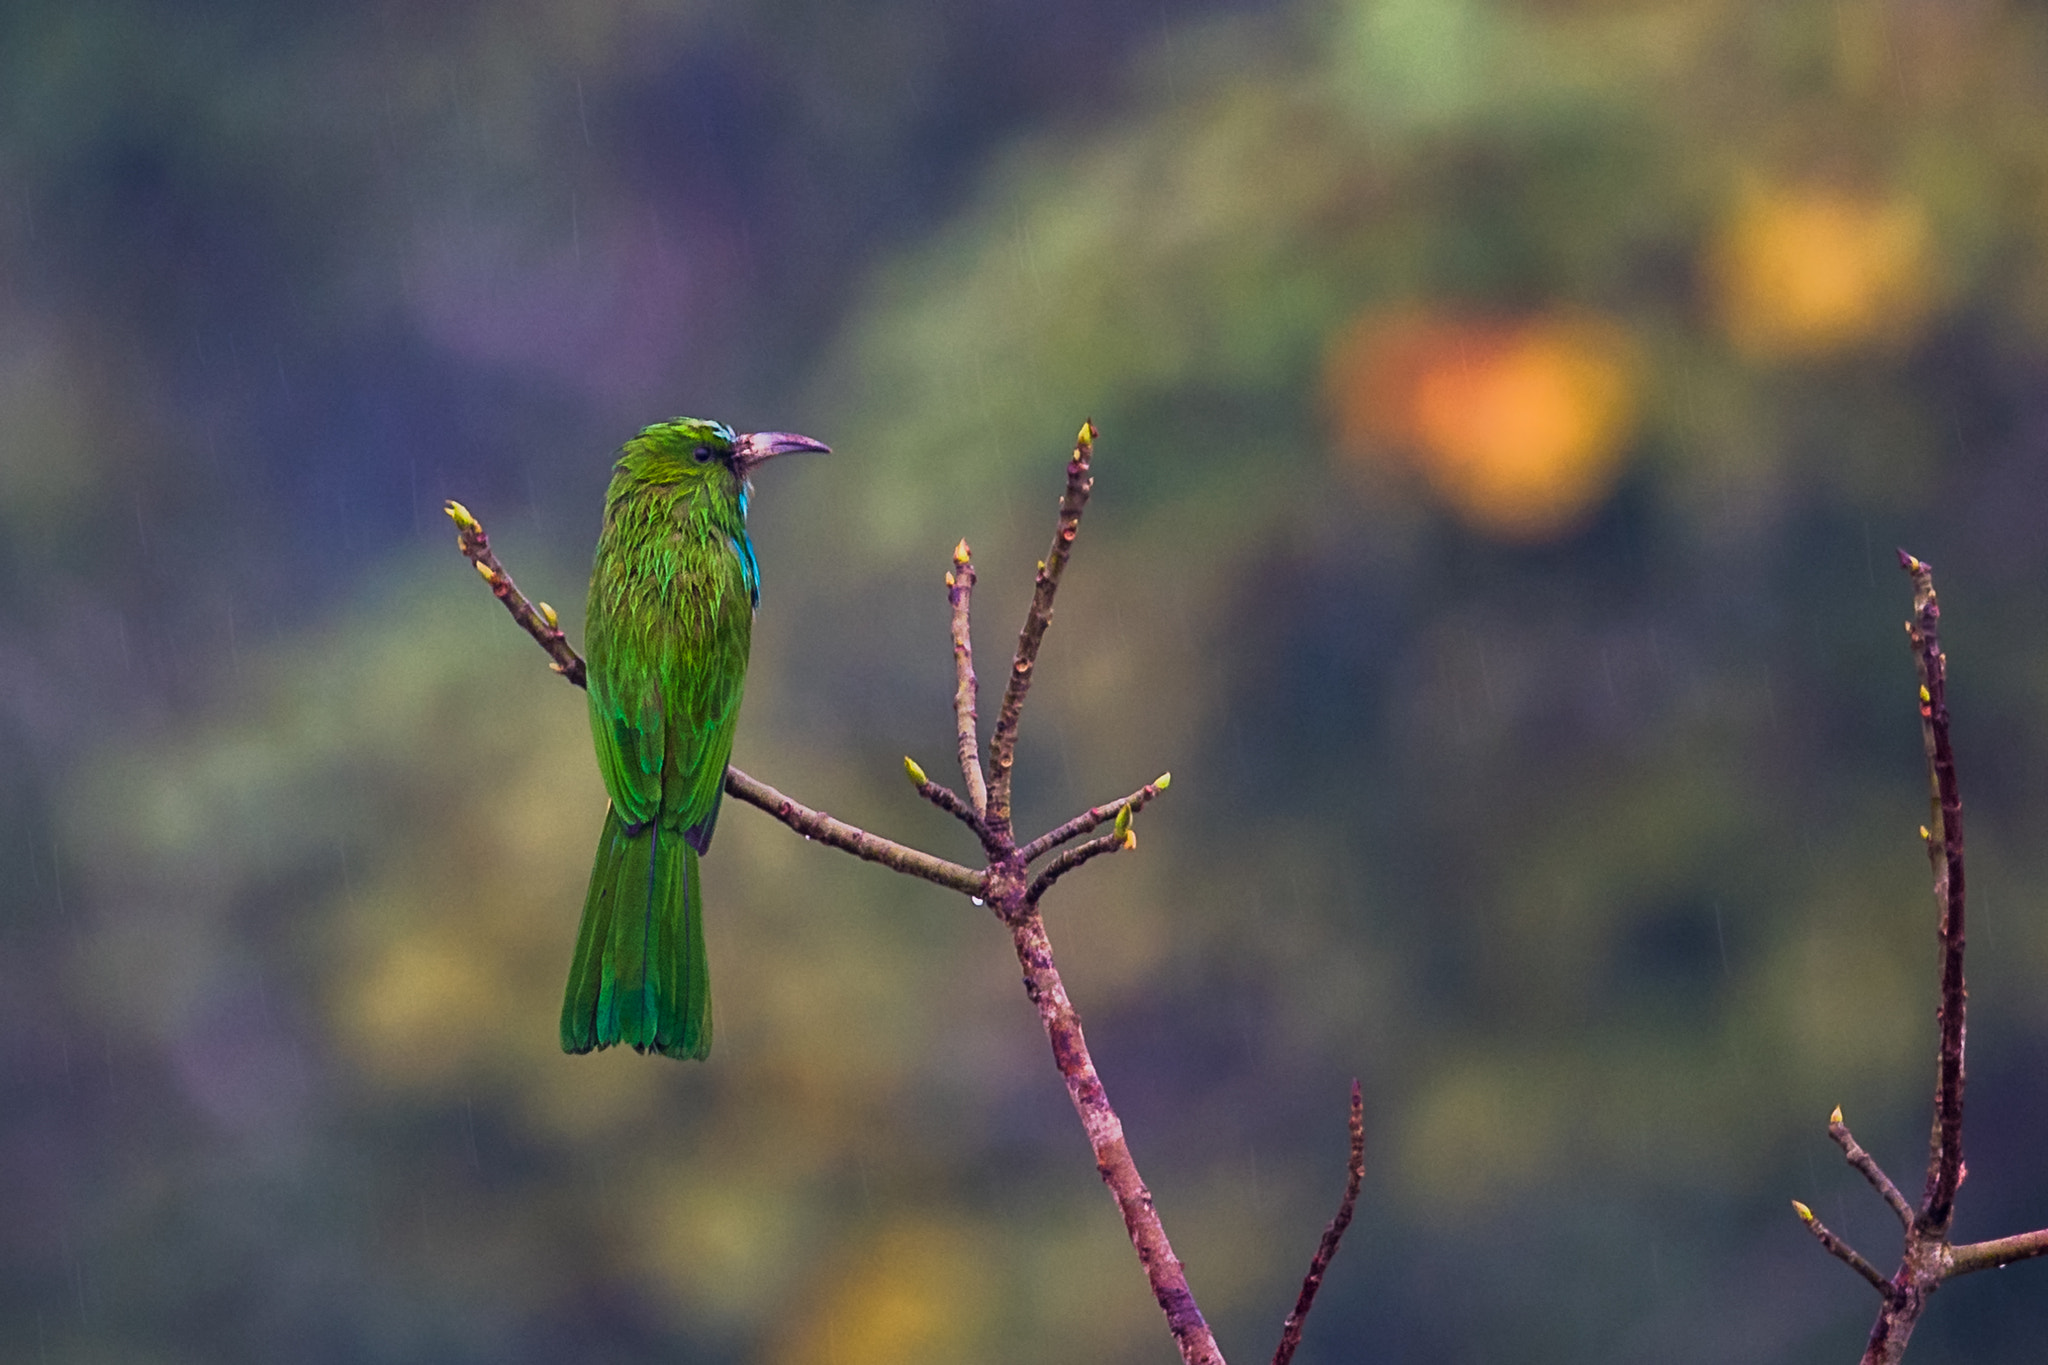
[733, 485, 761, 609]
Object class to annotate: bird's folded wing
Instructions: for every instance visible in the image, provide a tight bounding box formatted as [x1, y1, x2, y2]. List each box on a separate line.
[663, 628, 747, 850]
[588, 664, 666, 827]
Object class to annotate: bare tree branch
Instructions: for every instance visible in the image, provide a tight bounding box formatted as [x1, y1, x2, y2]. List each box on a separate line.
[1792, 1202, 1892, 1295]
[903, 759, 1006, 859]
[724, 767, 990, 897]
[986, 421, 1097, 838]
[1830, 1107, 1914, 1231]
[1789, 554, 2047, 1364]
[446, 501, 585, 685]
[948, 540, 990, 818]
[1026, 828, 1131, 905]
[1948, 1228, 2048, 1277]
[1019, 774, 1171, 865]
[1900, 550, 1968, 1238]
[1008, 905, 1223, 1364]
[451, 425, 1270, 1365]
[1272, 1080, 1366, 1365]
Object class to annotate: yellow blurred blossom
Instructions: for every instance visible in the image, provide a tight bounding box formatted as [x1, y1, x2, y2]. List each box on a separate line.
[1326, 309, 1640, 540]
[775, 1220, 989, 1365]
[341, 929, 499, 1085]
[1709, 184, 1934, 358]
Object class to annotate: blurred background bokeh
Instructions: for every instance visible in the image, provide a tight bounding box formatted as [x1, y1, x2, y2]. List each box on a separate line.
[7, 0, 2048, 1360]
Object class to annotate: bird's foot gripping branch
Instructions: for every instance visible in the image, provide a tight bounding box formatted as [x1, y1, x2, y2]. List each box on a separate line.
[452, 422, 1364, 1365]
[1790, 553, 2048, 1365]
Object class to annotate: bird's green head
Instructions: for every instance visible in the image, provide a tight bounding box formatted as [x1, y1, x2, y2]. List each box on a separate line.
[622, 417, 830, 488]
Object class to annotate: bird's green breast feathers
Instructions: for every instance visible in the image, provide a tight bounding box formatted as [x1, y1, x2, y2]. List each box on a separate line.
[584, 463, 755, 842]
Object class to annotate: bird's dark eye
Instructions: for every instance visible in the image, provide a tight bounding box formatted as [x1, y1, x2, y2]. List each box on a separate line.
[691, 445, 714, 465]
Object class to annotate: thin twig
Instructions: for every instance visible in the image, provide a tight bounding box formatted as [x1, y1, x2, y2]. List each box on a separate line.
[1793, 1202, 1892, 1295]
[446, 501, 585, 685]
[1272, 1081, 1366, 1365]
[1948, 1227, 2048, 1277]
[1027, 830, 1131, 905]
[986, 421, 1097, 837]
[1830, 1107, 1914, 1230]
[948, 541, 990, 818]
[905, 763, 1006, 859]
[1901, 550, 1967, 1236]
[724, 767, 990, 897]
[1019, 774, 1171, 865]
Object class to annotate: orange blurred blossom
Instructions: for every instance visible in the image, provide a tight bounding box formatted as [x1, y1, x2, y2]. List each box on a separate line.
[1325, 309, 1640, 541]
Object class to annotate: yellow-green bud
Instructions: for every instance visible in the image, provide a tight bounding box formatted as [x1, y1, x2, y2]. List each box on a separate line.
[475, 561, 496, 583]
[1113, 804, 1131, 839]
[1155, 772, 1172, 790]
[1792, 1200, 1814, 1223]
[953, 539, 972, 565]
[1830, 1105, 1843, 1125]
[444, 500, 479, 531]
[903, 756, 928, 786]
[538, 601, 558, 628]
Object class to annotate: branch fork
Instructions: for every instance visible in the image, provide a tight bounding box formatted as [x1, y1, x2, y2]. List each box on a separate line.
[1790, 552, 2048, 1364]
[451, 421, 1362, 1365]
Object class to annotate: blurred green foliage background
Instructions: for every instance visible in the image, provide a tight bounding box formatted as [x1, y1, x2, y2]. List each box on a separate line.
[7, 0, 2048, 1360]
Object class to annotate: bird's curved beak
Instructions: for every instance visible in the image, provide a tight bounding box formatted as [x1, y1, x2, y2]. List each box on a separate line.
[735, 430, 831, 474]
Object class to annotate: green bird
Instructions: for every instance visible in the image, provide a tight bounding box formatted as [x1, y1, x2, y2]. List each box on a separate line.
[564, 417, 829, 1060]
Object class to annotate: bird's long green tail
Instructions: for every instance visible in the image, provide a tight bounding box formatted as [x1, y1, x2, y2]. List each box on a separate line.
[561, 806, 712, 1059]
